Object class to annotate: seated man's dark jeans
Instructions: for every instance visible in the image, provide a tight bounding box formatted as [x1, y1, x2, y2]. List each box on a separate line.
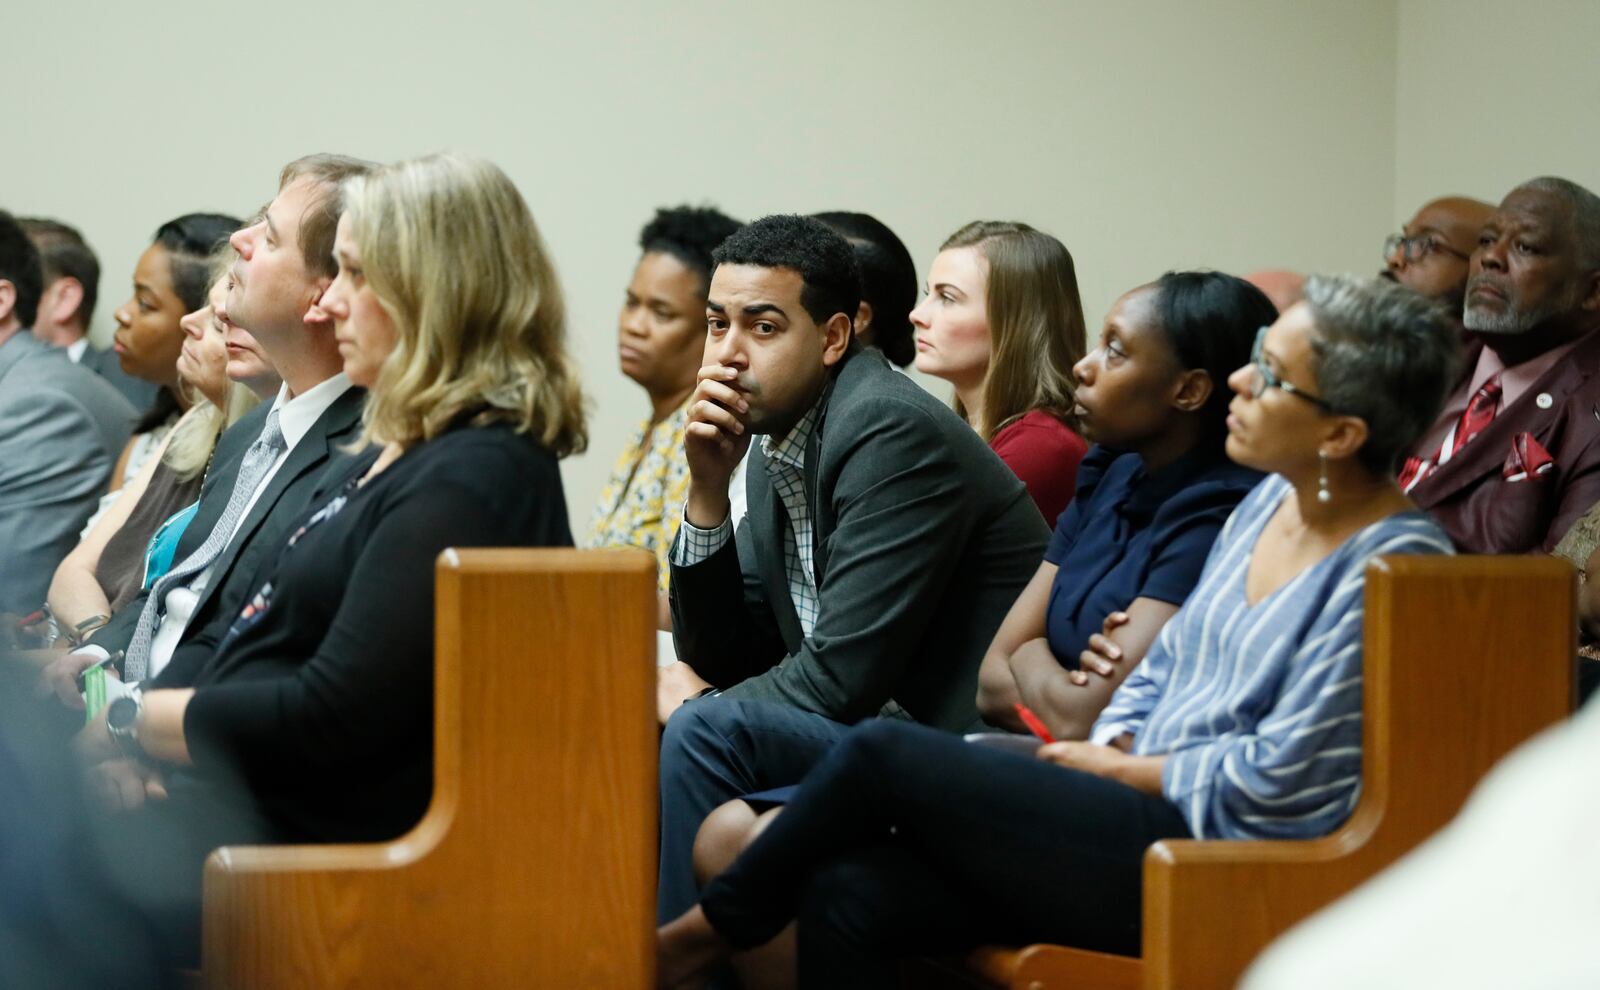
[657, 696, 855, 923]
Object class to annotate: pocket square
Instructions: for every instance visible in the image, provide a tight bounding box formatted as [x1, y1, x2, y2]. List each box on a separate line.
[1503, 432, 1555, 482]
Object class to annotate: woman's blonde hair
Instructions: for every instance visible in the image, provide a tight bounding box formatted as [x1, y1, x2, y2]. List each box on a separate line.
[940, 221, 1086, 441]
[343, 153, 587, 455]
[165, 249, 264, 480]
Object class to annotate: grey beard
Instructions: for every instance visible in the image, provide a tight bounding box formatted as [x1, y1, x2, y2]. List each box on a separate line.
[1464, 293, 1575, 335]
[1464, 304, 1538, 334]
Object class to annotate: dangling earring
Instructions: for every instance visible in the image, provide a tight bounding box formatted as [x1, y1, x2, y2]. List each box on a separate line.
[1317, 450, 1332, 504]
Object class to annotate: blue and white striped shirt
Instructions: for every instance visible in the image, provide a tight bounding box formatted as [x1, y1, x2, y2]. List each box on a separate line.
[1091, 474, 1454, 840]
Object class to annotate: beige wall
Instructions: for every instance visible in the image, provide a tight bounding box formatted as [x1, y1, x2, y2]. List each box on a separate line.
[1394, 0, 1600, 222]
[10, 0, 1402, 524]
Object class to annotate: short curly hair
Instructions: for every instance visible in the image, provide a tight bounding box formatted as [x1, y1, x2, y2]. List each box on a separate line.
[711, 214, 861, 328]
[639, 205, 742, 294]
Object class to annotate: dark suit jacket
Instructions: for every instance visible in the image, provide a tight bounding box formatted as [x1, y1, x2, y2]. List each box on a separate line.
[670, 349, 1051, 731]
[90, 386, 368, 680]
[78, 344, 161, 412]
[1407, 329, 1600, 554]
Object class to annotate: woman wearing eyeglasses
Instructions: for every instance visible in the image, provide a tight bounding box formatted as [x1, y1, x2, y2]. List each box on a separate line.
[657, 274, 1460, 989]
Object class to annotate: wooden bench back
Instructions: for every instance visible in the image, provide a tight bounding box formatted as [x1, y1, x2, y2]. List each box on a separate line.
[201, 548, 658, 989]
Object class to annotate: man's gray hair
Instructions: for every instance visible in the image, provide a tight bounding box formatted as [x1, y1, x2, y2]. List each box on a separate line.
[1303, 274, 1462, 477]
[1515, 176, 1600, 270]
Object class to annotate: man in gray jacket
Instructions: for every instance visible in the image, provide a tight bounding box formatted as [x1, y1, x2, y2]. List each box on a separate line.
[656, 215, 1049, 920]
[0, 210, 135, 616]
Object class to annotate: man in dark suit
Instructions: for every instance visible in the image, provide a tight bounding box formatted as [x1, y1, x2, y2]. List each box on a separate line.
[20, 217, 160, 411]
[655, 215, 1049, 919]
[43, 154, 375, 703]
[0, 211, 136, 615]
[1401, 177, 1600, 554]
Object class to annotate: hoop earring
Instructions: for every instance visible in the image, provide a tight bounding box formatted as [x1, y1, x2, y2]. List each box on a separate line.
[1317, 450, 1332, 504]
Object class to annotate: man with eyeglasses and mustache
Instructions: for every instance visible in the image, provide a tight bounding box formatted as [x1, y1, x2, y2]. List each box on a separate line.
[1399, 177, 1600, 559]
[1381, 195, 1496, 316]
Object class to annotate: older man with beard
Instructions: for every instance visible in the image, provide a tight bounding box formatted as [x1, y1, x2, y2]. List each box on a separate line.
[1399, 176, 1600, 555]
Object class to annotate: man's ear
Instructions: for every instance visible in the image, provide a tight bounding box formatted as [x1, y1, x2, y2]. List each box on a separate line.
[1579, 267, 1600, 313]
[303, 278, 333, 328]
[1321, 415, 1370, 463]
[1170, 368, 1214, 412]
[821, 311, 853, 367]
[0, 279, 17, 329]
[48, 278, 85, 328]
[854, 300, 874, 336]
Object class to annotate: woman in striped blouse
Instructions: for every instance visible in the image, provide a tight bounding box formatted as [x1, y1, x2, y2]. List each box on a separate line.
[656, 274, 1462, 989]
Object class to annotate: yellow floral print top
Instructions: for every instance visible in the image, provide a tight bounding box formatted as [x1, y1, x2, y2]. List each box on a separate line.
[586, 402, 691, 591]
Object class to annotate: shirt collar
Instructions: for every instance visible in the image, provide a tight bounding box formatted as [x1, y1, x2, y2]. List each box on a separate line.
[1121, 445, 1237, 519]
[760, 389, 827, 472]
[1465, 335, 1583, 410]
[270, 372, 353, 452]
[65, 338, 89, 362]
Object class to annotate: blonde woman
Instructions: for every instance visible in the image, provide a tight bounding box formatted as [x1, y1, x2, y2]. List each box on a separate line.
[45, 255, 278, 644]
[910, 221, 1089, 522]
[73, 153, 585, 964]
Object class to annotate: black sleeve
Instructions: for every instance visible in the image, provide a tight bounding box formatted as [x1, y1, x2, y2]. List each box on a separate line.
[181, 452, 564, 780]
[668, 517, 789, 684]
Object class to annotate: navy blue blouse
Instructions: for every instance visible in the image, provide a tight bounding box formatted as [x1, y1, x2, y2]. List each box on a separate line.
[1043, 445, 1262, 667]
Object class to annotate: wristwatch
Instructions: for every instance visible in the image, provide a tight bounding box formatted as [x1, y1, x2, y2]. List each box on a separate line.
[105, 694, 144, 757]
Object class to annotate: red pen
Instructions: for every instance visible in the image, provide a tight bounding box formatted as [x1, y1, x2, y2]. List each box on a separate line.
[1013, 702, 1057, 744]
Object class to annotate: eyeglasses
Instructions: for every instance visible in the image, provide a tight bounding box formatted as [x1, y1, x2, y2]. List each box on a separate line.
[1383, 232, 1471, 264]
[1248, 326, 1335, 412]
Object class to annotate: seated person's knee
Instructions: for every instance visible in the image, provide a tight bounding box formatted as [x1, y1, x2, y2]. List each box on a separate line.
[693, 799, 760, 887]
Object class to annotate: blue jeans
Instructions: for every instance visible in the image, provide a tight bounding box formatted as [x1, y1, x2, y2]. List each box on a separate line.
[657, 696, 852, 923]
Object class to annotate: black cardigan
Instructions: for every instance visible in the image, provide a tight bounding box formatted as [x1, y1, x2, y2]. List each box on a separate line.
[179, 421, 572, 843]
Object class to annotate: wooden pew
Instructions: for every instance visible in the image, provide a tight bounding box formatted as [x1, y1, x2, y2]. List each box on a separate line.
[914, 554, 1575, 990]
[198, 548, 658, 989]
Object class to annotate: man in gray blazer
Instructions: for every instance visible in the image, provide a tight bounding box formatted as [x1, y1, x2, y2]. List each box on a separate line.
[656, 215, 1050, 919]
[0, 211, 135, 616]
[21, 217, 160, 411]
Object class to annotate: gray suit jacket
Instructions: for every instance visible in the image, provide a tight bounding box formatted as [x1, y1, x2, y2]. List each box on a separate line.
[78, 343, 161, 412]
[670, 349, 1051, 731]
[0, 333, 136, 613]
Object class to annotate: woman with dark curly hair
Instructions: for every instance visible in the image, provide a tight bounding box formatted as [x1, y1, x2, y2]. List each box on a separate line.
[589, 206, 742, 592]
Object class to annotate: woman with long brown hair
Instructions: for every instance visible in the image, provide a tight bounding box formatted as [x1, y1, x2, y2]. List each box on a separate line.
[910, 221, 1088, 521]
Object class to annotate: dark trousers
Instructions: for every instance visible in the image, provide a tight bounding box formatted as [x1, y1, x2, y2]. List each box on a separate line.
[657, 697, 852, 923]
[99, 775, 275, 969]
[698, 720, 1191, 988]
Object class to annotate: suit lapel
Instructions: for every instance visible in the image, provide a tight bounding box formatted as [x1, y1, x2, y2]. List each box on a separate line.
[1412, 332, 1600, 506]
[173, 403, 269, 563]
[189, 388, 365, 618]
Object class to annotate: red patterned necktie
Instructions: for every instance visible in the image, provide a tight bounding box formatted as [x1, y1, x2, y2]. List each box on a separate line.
[1451, 374, 1503, 455]
[1399, 373, 1503, 490]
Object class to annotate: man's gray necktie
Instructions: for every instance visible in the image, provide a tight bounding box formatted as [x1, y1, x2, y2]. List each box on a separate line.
[122, 410, 286, 682]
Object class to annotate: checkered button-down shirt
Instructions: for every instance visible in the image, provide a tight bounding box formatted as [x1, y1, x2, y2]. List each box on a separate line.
[674, 397, 824, 637]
